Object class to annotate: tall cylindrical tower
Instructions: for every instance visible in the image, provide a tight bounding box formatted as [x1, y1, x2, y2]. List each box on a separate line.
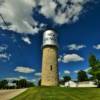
[41, 30, 59, 86]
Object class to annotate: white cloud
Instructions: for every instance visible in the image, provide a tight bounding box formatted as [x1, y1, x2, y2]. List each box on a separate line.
[0, 0, 39, 34]
[0, 53, 11, 61]
[74, 70, 79, 73]
[31, 79, 37, 82]
[93, 44, 100, 50]
[6, 76, 27, 81]
[0, 44, 11, 61]
[5, 76, 39, 85]
[84, 67, 91, 72]
[64, 70, 71, 74]
[0, 0, 90, 34]
[19, 76, 27, 79]
[39, 0, 89, 24]
[58, 55, 63, 62]
[22, 36, 31, 45]
[14, 66, 35, 73]
[67, 44, 86, 50]
[74, 67, 91, 74]
[0, 44, 8, 52]
[62, 54, 84, 63]
[34, 72, 41, 77]
[6, 77, 19, 81]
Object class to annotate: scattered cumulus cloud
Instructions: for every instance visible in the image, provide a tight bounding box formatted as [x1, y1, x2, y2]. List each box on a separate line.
[0, 53, 11, 60]
[74, 67, 91, 74]
[6, 76, 38, 84]
[39, 0, 89, 24]
[34, 72, 41, 77]
[6, 77, 19, 81]
[31, 79, 37, 82]
[14, 66, 35, 73]
[0, 0, 39, 34]
[6, 76, 27, 81]
[64, 70, 71, 74]
[58, 55, 63, 62]
[93, 44, 100, 50]
[22, 36, 32, 45]
[67, 44, 86, 50]
[62, 54, 84, 63]
[74, 70, 79, 73]
[0, 44, 11, 61]
[0, 44, 8, 52]
[19, 76, 27, 79]
[0, 0, 91, 34]
[84, 67, 91, 72]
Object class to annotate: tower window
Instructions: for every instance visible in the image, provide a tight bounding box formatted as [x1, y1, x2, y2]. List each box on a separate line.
[50, 65, 52, 71]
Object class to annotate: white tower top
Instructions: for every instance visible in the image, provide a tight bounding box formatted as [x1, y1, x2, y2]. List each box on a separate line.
[43, 30, 58, 47]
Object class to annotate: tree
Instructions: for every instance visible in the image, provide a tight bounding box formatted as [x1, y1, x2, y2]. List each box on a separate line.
[27, 81, 35, 87]
[77, 70, 88, 82]
[38, 79, 41, 86]
[96, 72, 100, 87]
[63, 76, 71, 82]
[59, 79, 64, 85]
[0, 80, 8, 89]
[88, 54, 100, 87]
[89, 54, 97, 68]
[17, 79, 27, 88]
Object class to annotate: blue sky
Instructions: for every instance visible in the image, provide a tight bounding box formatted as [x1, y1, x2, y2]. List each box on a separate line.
[0, 0, 100, 83]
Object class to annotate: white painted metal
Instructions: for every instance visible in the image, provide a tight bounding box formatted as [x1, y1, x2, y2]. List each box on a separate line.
[43, 30, 58, 47]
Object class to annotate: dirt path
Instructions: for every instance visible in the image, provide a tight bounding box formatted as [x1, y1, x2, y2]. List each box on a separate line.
[0, 88, 27, 100]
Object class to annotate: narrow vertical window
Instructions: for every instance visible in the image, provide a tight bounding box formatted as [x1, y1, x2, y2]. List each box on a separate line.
[50, 65, 52, 71]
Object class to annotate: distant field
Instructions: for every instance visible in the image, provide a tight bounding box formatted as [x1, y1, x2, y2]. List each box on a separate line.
[12, 87, 100, 100]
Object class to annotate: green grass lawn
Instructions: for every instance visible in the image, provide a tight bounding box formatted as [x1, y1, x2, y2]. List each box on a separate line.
[12, 87, 100, 100]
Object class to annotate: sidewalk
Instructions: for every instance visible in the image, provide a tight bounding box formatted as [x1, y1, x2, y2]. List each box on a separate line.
[0, 88, 27, 100]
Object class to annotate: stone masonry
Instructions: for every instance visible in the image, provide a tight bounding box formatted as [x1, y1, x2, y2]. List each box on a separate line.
[41, 46, 59, 86]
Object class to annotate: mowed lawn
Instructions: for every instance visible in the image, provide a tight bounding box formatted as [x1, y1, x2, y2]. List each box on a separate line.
[12, 87, 100, 100]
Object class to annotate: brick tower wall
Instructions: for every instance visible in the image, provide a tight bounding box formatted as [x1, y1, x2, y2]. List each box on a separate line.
[41, 46, 59, 86]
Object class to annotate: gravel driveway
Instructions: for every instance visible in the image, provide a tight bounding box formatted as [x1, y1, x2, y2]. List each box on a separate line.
[0, 88, 27, 100]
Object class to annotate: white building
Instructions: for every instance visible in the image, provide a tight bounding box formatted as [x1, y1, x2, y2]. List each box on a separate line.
[62, 81, 97, 88]
[65, 81, 77, 87]
[78, 81, 97, 87]
[7, 82, 16, 87]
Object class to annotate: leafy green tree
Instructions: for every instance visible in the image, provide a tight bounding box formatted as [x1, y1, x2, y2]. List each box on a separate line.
[59, 79, 65, 85]
[0, 80, 8, 89]
[17, 79, 27, 88]
[95, 72, 100, 87]
[27, 81, 35, 87]
[89, 54, 97, 68]
[88, 54, 100, 87]
[89, 76, 94, 81]
[77, 70, 88, 82]
[63, 76, 71, 82]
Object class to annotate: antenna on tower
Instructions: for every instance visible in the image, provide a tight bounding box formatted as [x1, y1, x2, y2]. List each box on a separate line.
[0, 14, 9, 29]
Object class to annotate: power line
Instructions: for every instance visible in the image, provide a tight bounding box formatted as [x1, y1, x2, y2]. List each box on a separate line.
[0, 14, 9, 29]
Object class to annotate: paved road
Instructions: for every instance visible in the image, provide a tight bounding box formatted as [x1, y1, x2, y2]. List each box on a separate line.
[0, 88, 27, 100]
